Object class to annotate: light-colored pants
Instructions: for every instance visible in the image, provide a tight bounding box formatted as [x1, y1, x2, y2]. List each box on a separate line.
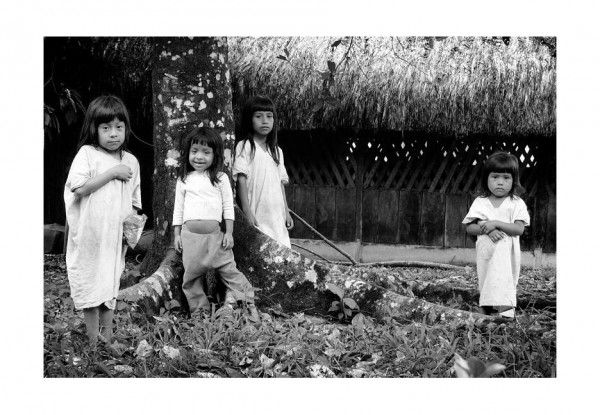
[181, 226, 254, 312]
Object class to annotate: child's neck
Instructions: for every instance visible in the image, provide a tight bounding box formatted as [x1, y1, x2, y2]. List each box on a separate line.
[488, 194, 508, 208]
[253, 134, 267, 146]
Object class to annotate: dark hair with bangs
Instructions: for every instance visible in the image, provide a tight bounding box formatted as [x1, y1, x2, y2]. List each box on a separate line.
[238, 95, 281, 164]
[479, 151, 525, 198]
[177, 127, 224, 186]
[77, 95, 131, 157]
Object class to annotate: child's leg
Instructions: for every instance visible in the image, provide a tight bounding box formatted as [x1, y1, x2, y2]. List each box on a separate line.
[99, 304, 114, 343]
[83, 306, 100, 345]
[213, 246, 259, 321]
[181, 228, 211, 313]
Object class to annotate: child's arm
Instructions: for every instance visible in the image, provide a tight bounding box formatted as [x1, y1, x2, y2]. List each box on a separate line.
[236, 175, 259, 227]
[73, 164, 132, 197]
[172, 180, 185, 253]
[465, 221, 483, 236]
[173, 225, 182, 253]
[480, 220, 525, 236]
[222, 219, 234, 250]
[280, 182, 293, 230]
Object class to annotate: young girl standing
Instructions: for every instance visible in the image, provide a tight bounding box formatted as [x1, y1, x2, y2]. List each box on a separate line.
[462, 151, 530, 318]
[173, 127, 258, 321]
[64, 95, 142, 345]
[233, 96, 294, 248]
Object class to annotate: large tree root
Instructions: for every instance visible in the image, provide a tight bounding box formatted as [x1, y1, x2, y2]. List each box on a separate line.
[118, 207, 497, 324]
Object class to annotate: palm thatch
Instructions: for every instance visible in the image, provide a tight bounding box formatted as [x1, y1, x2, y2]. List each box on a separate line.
[228, 37, 555, 137]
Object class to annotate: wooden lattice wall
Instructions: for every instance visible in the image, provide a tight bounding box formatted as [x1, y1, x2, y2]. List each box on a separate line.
[279, 130, 556, 253]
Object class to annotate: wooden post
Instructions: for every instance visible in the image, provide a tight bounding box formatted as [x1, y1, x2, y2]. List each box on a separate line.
[354, 140, 364, 262]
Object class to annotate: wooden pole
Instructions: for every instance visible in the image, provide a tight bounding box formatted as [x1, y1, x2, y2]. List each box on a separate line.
[354, 142, 364, 262]
[289, 210, 357, 265]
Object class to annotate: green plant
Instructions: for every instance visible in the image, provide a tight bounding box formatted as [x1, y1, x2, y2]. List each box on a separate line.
[453, 353, 506, 378]
[326, 282, 360, 321]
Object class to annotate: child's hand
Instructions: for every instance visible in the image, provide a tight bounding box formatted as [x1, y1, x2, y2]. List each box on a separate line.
[111, 164, 133, 181]
[222, 233, 234, 250]
[488, 229, 507, 243]
[243, 209, 259, 228]
[479, 220, 498, 234]
[285, 211, 294, 230]
[174, 234, 182, 253]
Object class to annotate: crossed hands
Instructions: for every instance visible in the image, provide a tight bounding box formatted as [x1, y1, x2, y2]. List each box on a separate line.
[479, 220, 507, 243]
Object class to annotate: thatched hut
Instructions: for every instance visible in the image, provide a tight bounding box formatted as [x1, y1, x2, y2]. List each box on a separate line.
[228, 36, 556, 264]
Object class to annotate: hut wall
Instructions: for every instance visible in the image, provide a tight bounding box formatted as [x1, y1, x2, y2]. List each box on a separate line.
[279, 130, 556, 253]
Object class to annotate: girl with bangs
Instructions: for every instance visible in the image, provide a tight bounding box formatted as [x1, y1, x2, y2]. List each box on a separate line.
[64, 95, 142, 346]
[233, 96, 294, 248]
[172, 127, 258, 321]
[462, 151, 530, 319]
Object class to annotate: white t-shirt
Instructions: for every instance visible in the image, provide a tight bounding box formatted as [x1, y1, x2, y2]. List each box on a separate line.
[172, 171, 234, 225]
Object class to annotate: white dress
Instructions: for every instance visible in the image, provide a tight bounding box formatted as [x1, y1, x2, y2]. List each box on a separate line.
[64, 145, 141, 310]
[232, 140, 291, 248]
[462, 196, 530, 307]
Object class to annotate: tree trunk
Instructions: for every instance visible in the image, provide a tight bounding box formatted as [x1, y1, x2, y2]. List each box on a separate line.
[120, 206, 497, 325]
[139, 36, 236, 277]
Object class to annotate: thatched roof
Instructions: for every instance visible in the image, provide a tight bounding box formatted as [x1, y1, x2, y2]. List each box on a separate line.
[228, 37, 555, 137]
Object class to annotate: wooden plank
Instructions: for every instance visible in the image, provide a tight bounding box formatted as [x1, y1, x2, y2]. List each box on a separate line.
[464, 193, 477, 249]
[362, 189, 378, 243]
[398, 191, 421, 245]
[421, 192, 445, 246]
[449, 141, 479, 194]
[373, 158, 395, 189]
[428, 139, 457, 192]
[290, 186, 315, 239]
[336, 151, 356, 188]
[315, 187, 336, 239]
[285, 184, 295, 213]
[404, 149, 429, 190]
[416, 142, 443, 191]
[334, 188, 356, 241]
[382, 158, 403, 189]
[321, 144, 347, 187]
[444, 193, 469, 248]
[377, 189, 400, 244]
[461, 161, 482, 194]
[284, 157, 303, 186]
[520, 194, 535, 251]
[544, 193, 556, 253]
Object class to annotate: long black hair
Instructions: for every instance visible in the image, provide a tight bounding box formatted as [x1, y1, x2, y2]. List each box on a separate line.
[237, 95, 281, 165]
[77, 95, 131, 157]
[479, 151, 525, 198]
[177, 127, 224, 186]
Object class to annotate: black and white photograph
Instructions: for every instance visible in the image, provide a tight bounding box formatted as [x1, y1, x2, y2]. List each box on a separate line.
[2, 0, 599, 413]
[42, 35, 557, 379]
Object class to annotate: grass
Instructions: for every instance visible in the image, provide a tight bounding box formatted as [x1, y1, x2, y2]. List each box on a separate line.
[43, 254, 556, 378]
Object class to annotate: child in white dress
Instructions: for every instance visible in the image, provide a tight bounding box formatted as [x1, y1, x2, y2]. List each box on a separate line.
[233, 96, 294, 248]
[173, 127, 258, 321]
[462, 151, 530, 318]
[64, 95, 142, 346]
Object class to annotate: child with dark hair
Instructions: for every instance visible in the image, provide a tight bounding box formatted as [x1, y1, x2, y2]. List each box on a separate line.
[173, 127, 258, 321]
[462, 151, 530, 318]
[64, 95, 142, 346]
[233, 95, 294, 248]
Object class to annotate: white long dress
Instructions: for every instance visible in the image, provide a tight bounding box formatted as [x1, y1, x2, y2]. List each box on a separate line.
[64, 145, 141, 310]
[232, 140, 291, 248]
[462, 196, 530, 307]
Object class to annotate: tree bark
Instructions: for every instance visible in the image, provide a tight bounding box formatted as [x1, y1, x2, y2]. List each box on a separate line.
[120, 206, 498, 325]
[140, 36, 236, 277]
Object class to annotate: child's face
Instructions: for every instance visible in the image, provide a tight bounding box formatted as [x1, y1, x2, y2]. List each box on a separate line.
[189, 142, 214, 173]
[487, 172, 513, 198]
[252, 111, 274, 137]
[97, 117, 126, 153]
